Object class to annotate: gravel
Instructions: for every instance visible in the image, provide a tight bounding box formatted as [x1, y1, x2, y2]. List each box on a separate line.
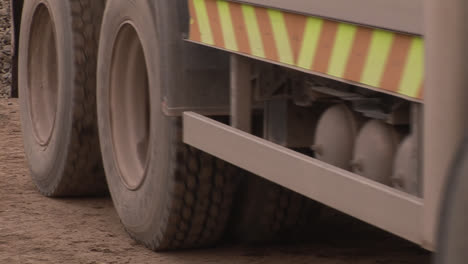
[0, 0, 11, 98]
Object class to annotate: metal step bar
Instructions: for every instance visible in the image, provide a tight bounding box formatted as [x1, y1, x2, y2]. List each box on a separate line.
[183, 112, 423, 245]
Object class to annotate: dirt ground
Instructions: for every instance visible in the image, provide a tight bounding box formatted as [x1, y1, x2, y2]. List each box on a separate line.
[0, 98, 431, 264]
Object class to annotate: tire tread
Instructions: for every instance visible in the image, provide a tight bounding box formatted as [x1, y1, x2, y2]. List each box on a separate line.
[131, 120, 240, 250]
[46, 0, 107, 197]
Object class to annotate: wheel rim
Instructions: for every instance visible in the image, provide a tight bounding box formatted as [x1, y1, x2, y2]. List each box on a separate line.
[110, 23, 150, 190]
[28, 4, 58, 146]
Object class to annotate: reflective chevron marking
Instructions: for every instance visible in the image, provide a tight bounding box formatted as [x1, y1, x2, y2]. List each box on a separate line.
[189, 0, 424, 100]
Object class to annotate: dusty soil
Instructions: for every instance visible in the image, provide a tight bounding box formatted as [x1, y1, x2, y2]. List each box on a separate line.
[0, 98, 431, 263]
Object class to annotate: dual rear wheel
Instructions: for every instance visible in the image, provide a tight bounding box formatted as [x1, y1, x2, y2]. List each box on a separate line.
[19, 0, 316, 250]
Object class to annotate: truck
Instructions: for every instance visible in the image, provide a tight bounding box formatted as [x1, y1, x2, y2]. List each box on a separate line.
[9, 0, 468, 261]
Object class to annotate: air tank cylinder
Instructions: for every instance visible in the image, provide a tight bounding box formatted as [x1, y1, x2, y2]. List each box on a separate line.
[351, 120, 401, 185]
[312, 104, 363, 170]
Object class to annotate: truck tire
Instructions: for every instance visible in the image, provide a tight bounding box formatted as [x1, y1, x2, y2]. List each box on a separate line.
[233, 175, 319, 242]
[97, 0, 239, 250]
[435, 139, 468, 264]
[18, 0, 107, 196]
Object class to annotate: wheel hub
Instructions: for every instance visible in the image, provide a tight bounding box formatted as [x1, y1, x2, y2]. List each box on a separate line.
[109, 23, 150, 190]
[28, 4, 58, 146]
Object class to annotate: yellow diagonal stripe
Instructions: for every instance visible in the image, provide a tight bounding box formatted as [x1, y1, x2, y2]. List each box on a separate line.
[297, 17, 323, 69]
[217, 1, 238, 51]
[242, 5, 265, 58]
[360, 30, 394, 87]
[398, 38, 424, 98]
[189, 0, 425, 100]
[193, 0, 214, 45]
[328, 24, 357, 78]
[267, 9, 294, 65]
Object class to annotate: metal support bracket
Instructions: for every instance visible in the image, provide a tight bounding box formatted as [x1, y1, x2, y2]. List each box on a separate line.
[230, 55, 252, 132]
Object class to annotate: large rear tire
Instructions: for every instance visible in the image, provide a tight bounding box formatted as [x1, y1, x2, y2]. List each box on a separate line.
[435, 139, 468, 264]
[97, 0, 238, 250]
[19, 0, 107, 196]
